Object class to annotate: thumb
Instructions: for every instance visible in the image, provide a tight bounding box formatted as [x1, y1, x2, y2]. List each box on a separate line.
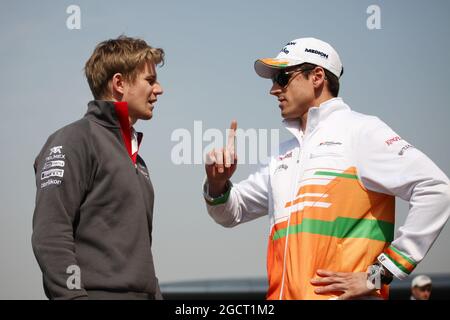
[205, 149, 217, 166]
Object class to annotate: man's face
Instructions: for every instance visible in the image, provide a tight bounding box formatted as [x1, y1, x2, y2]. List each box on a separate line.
[269, 68, 316, 120]
[412, 285, 432, 300]
[122, 62, 163, 124]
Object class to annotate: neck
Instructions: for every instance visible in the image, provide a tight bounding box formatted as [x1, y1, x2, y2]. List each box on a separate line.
[128, 116, 136, 128]
[299, 94, 334, 132]
[106, 95, 136, 128]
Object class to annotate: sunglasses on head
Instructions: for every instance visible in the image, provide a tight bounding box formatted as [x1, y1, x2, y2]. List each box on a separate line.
[271, 67, 314, 87]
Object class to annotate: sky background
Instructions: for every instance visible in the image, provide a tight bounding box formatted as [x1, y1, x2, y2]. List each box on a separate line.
[1, 0, 450, 299]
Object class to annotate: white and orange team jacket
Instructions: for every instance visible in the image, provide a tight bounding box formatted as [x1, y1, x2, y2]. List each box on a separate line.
[204, 97, 450, 300]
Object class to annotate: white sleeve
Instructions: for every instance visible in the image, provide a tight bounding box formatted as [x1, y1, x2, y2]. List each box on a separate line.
[355, 117, 450, 279]
[204, 165, 270, 228]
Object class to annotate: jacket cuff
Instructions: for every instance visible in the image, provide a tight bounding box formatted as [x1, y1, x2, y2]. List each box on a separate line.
[377, 245, 417, 280]
[203, 178, 232, 206]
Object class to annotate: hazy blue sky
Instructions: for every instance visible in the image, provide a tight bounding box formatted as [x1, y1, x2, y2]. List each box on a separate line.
[1, 0, 449, 299]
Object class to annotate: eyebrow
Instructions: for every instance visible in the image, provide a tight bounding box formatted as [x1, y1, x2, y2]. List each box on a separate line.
[145, 74, 157, 81]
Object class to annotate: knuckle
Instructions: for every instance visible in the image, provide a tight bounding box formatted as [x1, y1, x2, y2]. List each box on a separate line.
[331, 283, 344, 290]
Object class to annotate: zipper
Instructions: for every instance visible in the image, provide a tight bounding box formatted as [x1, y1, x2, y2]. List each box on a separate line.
[278, 123, 318, 299]
[279, 138, 303, 299]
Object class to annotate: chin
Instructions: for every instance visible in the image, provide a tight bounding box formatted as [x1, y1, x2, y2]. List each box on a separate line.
[138, 112, 152, 121]
[280, 110, 291, 119]
[281, 113, 300, 120]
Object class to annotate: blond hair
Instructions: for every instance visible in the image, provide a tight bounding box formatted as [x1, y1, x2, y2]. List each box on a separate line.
[85, 35, 165, 99]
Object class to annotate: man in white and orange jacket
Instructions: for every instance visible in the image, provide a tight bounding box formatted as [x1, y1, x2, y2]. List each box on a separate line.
[203, 37, 450, 300]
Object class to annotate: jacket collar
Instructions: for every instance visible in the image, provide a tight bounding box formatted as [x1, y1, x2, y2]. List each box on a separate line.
[84, 100, 143, 164]
[282, 97, 350, 141]
[85, 100, 122, 128]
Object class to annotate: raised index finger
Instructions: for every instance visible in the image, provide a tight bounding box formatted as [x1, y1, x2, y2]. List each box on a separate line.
[226, 120, 237, 151]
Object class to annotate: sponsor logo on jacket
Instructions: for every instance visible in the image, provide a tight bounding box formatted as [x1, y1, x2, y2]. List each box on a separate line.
[50, 146, 63, 155]
[46, 146, 66, 161]
[41, 146, 66, 188]
[385, 136, 402, 146]
[275, 164, 289, 174]
[398, 144, 414, 156]
[43, 160, 65, 170]
[278, 151, 293, 161]
[318, 141, 342, 147]
[41, 179, 62, 188]
[41, 168, 64, 180]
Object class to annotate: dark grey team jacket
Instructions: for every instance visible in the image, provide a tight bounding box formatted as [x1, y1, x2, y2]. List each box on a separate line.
[32, 100, 162, 300]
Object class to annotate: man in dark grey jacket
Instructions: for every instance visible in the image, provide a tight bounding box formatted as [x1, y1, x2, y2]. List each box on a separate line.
[32, 36, 164, 300]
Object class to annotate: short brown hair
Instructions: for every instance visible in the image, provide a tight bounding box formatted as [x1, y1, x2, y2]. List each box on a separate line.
[85, 35, 165, 99]
[297, 63, 340, 97]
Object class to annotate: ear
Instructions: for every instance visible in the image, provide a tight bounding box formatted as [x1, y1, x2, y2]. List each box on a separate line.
[312, 67, 326, 88]
[111, 73, 125, 96]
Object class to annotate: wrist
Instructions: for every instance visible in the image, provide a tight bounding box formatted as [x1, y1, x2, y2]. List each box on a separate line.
[203, 179, 232, 206]
[367, 262, 393, 289]
[208, 180, 228, 197]
[376, 261, 394, 285]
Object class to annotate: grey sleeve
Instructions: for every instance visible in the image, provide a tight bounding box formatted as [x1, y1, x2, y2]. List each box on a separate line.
[31, 137, 90, 299]
[154, 278, 163, 300]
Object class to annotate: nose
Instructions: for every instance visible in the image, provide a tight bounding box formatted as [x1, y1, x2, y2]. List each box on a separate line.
[270, 82, 282, 96]
[154, 82, 163, 96]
